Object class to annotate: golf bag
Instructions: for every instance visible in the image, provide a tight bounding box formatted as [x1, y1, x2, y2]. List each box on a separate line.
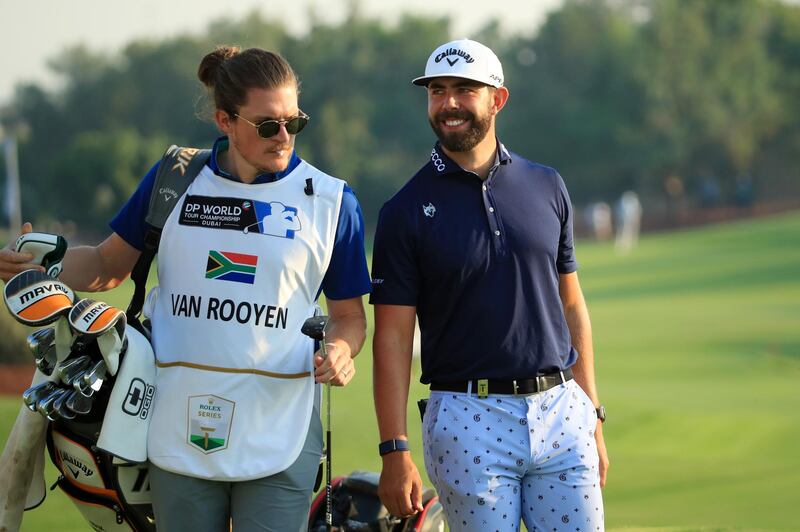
[46, 412, 156, 531]
[308, 471, 445, 532]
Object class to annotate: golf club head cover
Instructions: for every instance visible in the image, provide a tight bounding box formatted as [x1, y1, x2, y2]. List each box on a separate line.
[15, 232, 68, 278]
[97, 325, 155, 463]
[3, 269, 75, 327]
[68, 299, 126, 376]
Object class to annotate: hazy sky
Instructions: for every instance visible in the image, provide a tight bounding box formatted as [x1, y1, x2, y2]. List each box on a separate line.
[0, 0, 563, 105]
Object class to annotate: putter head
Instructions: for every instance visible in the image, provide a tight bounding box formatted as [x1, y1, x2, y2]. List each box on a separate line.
[301, 315, 330, 341]
[3, 269, 75, 326]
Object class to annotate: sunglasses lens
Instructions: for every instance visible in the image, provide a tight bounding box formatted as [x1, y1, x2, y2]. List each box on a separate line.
[257, 122, 281, 138]
[285, 116, 309, 135]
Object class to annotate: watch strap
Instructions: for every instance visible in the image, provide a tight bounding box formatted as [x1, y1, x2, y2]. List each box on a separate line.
[595, 405, 606, 422]
[378, 438, 410, 456]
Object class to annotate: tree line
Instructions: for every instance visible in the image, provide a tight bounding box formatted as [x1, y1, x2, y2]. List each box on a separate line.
[1, 0, 799, 235]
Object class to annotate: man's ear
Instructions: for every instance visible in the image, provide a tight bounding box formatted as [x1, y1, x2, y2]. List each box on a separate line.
[215, 109, 233, 134]
[492, 87, 510, 115]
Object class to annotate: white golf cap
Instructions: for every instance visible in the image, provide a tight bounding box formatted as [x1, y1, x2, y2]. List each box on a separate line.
[413, 38, 504, 88]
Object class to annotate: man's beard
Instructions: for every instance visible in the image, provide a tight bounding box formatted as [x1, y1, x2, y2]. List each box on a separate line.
[429, 108, 492, 152]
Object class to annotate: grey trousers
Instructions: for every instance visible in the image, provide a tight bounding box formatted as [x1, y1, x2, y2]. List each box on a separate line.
[149, 403, 323, 532]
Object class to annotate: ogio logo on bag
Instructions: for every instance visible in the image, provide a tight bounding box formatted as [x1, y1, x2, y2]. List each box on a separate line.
[206, 250, 258, 284]
[188, 395, 235, 454]
[122, 378, 155, 419]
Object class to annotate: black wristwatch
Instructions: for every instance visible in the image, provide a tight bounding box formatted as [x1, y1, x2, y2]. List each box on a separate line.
[595, 405, 606, 423]
[378, 438, 410, 456]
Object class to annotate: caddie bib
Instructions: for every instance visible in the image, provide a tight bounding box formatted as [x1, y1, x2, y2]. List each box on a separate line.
[146, 161, 343, 480]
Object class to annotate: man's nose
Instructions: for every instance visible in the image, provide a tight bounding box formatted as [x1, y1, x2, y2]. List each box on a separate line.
[274, 122, 291, 142]
[444, 94, 460, 109]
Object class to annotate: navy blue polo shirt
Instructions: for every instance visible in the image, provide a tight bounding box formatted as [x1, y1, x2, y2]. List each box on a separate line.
[370, 140, 579, 383]
[111, 137, 371, 301]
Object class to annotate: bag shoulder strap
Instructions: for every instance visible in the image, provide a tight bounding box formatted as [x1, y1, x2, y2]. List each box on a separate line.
[126, 145, 211, 324]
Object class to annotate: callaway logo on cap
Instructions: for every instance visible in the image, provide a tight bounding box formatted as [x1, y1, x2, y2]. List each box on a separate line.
[413, 38, 504, 88]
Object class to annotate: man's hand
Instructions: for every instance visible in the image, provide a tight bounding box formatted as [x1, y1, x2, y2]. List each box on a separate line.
[378, 451, 424, 517]
[0, 223, 43, 282]
[313, 342, 355, 386]
[595, 421, 609, 487]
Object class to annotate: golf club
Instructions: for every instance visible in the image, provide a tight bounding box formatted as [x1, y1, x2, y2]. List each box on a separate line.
[28, 328, 58, 375]
[36, 386, 69, 421]
[27, 327, 55, 354]
[65, 389, 94, 416]
[57, 355, 93, 387]
[301, 315, 332, 531]
[52, 389, 76, 420]
[22, 381, 58, 412]
[77, 359, 107, 396]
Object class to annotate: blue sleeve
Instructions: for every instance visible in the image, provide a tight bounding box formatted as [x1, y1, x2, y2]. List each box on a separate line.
[368, 200, 418, 306]
[109, 161, 160, 251]
[556, 172, 578, 274]
[320, 184, 372, 300]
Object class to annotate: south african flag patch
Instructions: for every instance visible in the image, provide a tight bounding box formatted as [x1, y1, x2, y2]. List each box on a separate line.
[206, 251, 258, 284]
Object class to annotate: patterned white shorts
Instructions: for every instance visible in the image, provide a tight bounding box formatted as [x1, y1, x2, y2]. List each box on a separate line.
[422, 379, 604, 531]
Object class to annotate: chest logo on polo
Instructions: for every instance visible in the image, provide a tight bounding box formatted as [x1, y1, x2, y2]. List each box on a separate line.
[180, 195, 302, 239]
[188, 395, 235, 454]
[422, 203, 437, 218]
[206, 251, 258, 284]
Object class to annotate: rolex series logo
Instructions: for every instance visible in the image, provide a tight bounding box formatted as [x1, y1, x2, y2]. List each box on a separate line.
[188, 395, 235, 454]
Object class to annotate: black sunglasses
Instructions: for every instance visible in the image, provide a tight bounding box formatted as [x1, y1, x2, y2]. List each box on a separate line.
[234, 112, 310, 139]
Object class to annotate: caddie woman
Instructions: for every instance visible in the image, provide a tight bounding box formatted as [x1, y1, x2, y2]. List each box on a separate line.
[0, 46, 371, 531]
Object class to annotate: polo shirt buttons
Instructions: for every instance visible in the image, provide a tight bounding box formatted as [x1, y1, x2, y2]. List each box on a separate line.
[482, 185, 487, 191]
[489, 207, 495, 213]
[494, 230, 500, 236]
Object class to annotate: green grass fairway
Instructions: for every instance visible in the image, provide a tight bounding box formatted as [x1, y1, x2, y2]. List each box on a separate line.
[2, 212, 799, 530]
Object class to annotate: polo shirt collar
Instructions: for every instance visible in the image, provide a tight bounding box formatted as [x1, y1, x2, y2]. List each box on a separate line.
[209, 136, 301, 184]
[430, 138, 512, 176]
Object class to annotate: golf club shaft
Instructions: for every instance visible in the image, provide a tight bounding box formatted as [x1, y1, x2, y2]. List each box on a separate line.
[320, 339, 332, 530]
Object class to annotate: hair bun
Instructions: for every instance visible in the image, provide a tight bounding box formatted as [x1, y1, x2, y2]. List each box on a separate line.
[197, 45, 242, 88]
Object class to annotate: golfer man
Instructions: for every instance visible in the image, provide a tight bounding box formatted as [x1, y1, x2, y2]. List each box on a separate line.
[371, 39, 608, 531]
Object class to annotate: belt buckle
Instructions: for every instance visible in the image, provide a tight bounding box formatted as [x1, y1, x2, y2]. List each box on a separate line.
[477, 379, 489, 399]
[512, 379, 519, 396]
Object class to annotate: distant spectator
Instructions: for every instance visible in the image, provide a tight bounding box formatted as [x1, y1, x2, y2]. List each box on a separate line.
[615, 190, 642, 253]
[735, 174, 755, 208]
[585, 201, 613, 241]
[699, 176, 721, 208]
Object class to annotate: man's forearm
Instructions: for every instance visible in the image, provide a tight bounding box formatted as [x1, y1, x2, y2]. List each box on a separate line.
[564, 299, 600, 406]
[374, 345, 413, 440]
